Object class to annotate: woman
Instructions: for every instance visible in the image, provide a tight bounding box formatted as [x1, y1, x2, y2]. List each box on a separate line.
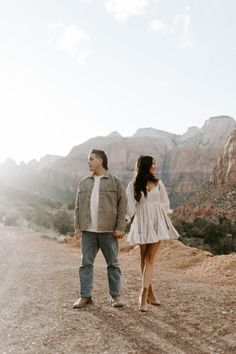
[126, 155, 179, 312]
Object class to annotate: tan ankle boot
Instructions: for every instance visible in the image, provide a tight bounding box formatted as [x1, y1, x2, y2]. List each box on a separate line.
[147, 285, 161, 306]
[139, 287, 148, 312]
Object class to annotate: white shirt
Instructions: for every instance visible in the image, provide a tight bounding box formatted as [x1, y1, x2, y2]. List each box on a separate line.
[87, 175, 103, 232]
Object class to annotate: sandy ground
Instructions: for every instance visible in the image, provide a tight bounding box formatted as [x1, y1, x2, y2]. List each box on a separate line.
[0, 228, 235, 354]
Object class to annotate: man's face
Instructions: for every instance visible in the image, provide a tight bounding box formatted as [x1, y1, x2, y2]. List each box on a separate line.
[88, 153, 103, 172]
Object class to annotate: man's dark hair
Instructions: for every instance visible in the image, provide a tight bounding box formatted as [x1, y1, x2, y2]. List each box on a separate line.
[91, 149, 108, 170]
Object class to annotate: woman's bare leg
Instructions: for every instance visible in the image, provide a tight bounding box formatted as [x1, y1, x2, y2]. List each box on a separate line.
[138, 244, 148, 311]
[138, 242, 160, 311]
[147, 242, 161, 305]
[142, 242, 160, 289]
[148, 284, 161, 305]
[139, 244, 148, 274]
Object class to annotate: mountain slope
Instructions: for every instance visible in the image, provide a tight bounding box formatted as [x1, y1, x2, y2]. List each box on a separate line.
[172, 129, 236, 222]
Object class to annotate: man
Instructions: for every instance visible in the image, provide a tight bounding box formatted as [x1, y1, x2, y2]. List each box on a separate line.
[73, 149, 126, 309]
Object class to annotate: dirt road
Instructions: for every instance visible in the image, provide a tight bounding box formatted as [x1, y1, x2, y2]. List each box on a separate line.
[0, 228, 235, 354]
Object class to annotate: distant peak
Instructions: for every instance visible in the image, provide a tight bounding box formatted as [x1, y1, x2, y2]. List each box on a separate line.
[1, 158, 17, 166]
[202, 115, 235, 130]
[208, 115, 234, 120]
[185, 126, 199, 133]
[107, 131, 122, 138]
[37, 155, 61, 169]
[39, 154, 61, 162]
[132, 127, 171, 138]
[181, 126, 200, 140]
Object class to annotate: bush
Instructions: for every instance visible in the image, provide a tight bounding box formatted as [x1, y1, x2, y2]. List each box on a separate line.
[4, 213, 19, 226]
[33, 210, 54, 229]
[53, 209, 74, 235]
[174, 217, 236, 255]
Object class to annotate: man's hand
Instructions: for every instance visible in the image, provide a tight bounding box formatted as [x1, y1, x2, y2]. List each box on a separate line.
[74, 230, 81, 240]
[113, 230, 125, 239]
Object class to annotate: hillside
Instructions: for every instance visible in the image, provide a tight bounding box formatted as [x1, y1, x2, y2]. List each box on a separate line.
[173, 129, 236, 223]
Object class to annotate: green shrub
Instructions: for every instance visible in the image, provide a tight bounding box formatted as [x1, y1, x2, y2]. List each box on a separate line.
[4, 213, 19, 226]
[174, 217, 236, 255]
[53, 209, 74, 235]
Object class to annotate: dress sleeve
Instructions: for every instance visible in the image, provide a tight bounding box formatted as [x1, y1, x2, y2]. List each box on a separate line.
[126, 181, 137, 223]
[158, 180, 173, 214]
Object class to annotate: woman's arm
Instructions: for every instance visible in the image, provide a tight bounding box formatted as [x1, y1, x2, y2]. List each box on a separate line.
[159, 180, 173, 214]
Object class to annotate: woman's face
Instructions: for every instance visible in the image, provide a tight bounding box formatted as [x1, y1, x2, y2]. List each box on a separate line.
[149, 159, 157, 175]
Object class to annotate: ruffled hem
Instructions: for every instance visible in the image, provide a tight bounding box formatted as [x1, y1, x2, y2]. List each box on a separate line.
[127, 230, 179, 245]
[126, 202, 180, 245]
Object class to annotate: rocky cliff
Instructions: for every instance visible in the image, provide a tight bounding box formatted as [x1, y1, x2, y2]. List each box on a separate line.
[210, 130, 236, 186]
[172, 129, 236, 222]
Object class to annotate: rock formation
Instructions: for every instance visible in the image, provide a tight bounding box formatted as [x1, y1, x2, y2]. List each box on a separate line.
[173, 129, 236, 223]
[210, 130, 236, 186]
[0, 116, 235, 205]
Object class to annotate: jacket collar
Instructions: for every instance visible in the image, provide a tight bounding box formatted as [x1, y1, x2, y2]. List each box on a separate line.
[89, 170, 110, 179]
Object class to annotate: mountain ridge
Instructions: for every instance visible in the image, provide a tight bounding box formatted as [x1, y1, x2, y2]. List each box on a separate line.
[0, 115, 235, 205]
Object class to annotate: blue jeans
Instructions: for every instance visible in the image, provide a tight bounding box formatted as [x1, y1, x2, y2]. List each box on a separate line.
[79, 231, 121, 297]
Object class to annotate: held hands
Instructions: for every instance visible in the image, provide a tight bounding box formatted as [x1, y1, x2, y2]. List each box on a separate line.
[74, 230, 81, 240]
[113, 230, 125, 239]
[75, 230, 124, 239]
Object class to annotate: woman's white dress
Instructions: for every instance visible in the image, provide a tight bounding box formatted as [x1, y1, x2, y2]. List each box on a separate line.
[126, 180, 180, 244]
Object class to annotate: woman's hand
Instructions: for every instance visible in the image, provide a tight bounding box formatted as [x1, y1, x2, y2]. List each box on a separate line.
[113, 230, 125, 239]
[74, 230, 81, 240]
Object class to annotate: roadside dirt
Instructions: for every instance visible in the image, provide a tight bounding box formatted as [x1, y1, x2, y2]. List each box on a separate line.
[0, 228, 235, 354]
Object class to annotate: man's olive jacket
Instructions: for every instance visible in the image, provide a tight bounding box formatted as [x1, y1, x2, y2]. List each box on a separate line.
[74, 171, 126, 232]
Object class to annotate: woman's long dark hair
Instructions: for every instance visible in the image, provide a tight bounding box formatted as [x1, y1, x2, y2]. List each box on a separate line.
[133, 155, 158, 202]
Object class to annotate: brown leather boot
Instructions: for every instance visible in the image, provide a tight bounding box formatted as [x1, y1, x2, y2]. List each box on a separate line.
[110, 295, 124, 307]
[73, 297, 93, 309]
[147, 285, 161, 306]
[138, 287, 148, 312]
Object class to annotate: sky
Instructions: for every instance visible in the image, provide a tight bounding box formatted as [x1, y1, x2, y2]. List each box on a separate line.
[0, 0, 236, 164]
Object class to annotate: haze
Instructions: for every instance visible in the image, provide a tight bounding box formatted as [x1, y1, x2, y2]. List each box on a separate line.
[0, 0, 235, 163]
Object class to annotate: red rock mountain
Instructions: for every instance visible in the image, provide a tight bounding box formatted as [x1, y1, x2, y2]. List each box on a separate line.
[172, 129, 236, 222]
[210, 130, 236, 186]
[0, 116, 235, 204]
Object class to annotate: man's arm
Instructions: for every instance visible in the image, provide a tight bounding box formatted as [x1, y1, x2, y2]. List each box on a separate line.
[113, 177, 126, 238]
[74, 184, 81, 238]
